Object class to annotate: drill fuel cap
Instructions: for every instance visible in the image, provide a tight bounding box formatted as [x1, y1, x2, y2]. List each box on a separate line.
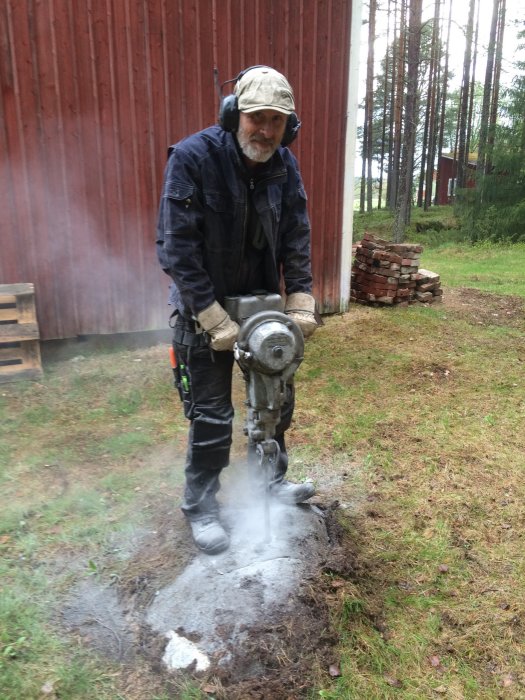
[248, 322, 296, 373]
[236, 310, 304, 376]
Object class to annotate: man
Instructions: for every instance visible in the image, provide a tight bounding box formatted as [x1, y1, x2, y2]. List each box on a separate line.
[156, 66, 317, 555]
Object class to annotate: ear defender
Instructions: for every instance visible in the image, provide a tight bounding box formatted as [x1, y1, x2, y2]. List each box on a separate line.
[219, 93, 241, 133]
[218, 67, 301, 147]
[282, 112, 301, 147]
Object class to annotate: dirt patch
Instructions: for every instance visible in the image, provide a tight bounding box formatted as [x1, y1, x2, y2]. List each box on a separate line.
[37, 285, 525, 697]
[443, 287, 525, 328]
[62, 580, 137, 661]
[61, 497, 357, 699]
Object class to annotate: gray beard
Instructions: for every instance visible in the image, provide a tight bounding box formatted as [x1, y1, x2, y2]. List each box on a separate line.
[237, 128, 276, 163]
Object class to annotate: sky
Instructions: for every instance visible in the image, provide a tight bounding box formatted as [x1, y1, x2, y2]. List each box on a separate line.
[358, 0, 525, 99]
[448, 0, 523, 88]
[354, 0, 525, 173]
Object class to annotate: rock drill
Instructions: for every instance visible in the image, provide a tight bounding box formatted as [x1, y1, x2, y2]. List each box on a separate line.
[225, 293, 305, 540]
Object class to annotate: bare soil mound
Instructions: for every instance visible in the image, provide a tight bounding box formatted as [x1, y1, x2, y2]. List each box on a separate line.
[62, 490, 357, 699]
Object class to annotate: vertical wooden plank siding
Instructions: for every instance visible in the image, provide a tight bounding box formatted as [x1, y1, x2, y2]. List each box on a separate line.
[0, 0, 352, 339]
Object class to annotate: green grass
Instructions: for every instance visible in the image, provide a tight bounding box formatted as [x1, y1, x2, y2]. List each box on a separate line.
[353, 204, 525, 297]
[297, 248, 524, 698]
[314, 385, 522, 691]
[0, 346, 188, 698]
[421, 241, 525, 296]
[353, 205, 462, 244]
[0, 562, 118, 700]
[1, 243, 525, 698]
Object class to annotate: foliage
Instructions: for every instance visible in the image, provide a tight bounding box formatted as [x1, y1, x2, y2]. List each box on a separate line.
[457, 43, 525, 243]
[353, 205, 463, 243]
[362, 22, 455, 170]
[357, 0, 523, 250]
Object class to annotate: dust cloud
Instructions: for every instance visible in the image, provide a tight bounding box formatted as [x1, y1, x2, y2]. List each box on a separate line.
[146, 460, 328, 670]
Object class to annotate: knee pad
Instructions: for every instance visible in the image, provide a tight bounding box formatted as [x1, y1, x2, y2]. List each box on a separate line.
[191, 416, 233, 453]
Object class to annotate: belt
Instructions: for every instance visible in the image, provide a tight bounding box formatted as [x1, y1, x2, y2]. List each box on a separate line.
[173, 325, 209, 347]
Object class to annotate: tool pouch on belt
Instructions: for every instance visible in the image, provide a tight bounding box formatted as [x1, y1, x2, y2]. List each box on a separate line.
[171, 315, 209, 418]
[169, 345, 184, 402]
[170, 342, 194, 417]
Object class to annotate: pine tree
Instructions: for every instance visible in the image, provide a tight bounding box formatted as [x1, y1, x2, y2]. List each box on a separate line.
[392, 0, 423, 241]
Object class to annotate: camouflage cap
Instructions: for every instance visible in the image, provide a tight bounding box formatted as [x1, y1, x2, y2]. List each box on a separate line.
[235, 66, 295, 115]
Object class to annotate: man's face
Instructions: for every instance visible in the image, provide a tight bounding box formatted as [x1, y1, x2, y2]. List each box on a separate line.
[237, 109, 288, 164]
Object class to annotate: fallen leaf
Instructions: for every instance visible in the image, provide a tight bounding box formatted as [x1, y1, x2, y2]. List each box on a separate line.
[202, 683, 218, 694]
[0, 535, 10, 544]
[330, 579, 345, 589]
[329, 663, 342, 677]
[384, 674, 402, 688]
[429, 655, 445, 672]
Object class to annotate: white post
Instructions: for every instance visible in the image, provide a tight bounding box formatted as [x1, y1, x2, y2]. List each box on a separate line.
[339, 0, 364, 312]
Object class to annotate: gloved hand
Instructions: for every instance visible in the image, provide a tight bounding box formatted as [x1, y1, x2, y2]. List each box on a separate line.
[196, 301, 240, 351]
[284, 292, 318, 338]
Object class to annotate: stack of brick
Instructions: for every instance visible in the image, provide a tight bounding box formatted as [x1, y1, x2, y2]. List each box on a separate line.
[414, 269, 443, 304]
[351, 233, 442, 307]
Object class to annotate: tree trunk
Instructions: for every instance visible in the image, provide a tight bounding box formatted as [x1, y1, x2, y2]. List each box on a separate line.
[389, 0, 407, 211]
[434, 0, 453, 205]
[465, 0, 480, 160]
[424, 0, 442, 209]
[378, 0, 393, 210]
[486, 0, 506, 171]
[393, 0, 423, 242]
[360, 0, 377, 213]
[456, 0, 476, 190]
[477, 0, 499, 180]
[417, 54, 431, 208]
[386, 0, 399, 208]
[366, 0, 377, 211]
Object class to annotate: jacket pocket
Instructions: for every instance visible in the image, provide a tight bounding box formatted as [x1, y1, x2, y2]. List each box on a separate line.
[166, 180, 194, 203]
[203, 192, 236, 251]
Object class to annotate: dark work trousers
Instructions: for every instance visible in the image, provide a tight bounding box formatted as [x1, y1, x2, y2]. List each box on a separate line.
[173, 316, 295, 520]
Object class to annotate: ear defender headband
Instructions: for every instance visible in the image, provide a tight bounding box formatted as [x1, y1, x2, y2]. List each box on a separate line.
[218, 65, 301, 147]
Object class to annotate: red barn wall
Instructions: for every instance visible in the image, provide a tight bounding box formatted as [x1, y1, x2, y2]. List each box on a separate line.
[1, 0, 353, 339]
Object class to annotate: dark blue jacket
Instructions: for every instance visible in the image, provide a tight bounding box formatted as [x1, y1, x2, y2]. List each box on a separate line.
[156, 125, 312, 317]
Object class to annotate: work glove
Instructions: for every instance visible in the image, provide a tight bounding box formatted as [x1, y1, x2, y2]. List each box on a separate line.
[196, 301, 239, 351]
[284, 292, 318, 338]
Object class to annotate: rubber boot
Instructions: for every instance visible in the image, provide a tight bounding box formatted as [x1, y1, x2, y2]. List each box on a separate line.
[248, 435, 316, 505]
[180, 403, 233, 555]
[270, 473, 316, 504]
[181, 468, 230, 554]
[188, 515, 229, 555]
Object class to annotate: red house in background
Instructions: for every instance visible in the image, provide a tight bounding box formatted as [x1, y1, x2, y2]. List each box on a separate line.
[436, 154, 478, 204]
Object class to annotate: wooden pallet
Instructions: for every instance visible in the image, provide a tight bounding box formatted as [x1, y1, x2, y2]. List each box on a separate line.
[0, 283, 43, 383]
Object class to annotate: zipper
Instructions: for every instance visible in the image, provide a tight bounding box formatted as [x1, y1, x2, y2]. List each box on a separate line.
[234, 182, 250, 291]
[234, 169, 286, 290]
